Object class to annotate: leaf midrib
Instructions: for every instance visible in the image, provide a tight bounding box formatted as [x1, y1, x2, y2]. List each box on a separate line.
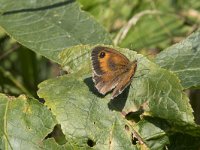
[174, 67, 200, 73]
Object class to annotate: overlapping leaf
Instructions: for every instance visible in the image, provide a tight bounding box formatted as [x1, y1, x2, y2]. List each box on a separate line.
[38, 73, 169, 150]
[38, 45, 200, 149]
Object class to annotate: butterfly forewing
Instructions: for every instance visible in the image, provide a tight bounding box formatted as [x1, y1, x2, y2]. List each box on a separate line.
[91, 46, 129, 75]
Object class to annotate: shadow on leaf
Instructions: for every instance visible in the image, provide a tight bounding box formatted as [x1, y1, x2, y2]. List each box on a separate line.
[108, 85, 130, 111]
[84, 77, 104, 98]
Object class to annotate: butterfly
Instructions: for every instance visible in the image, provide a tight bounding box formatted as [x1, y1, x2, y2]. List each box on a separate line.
[91, 46, 137, 99]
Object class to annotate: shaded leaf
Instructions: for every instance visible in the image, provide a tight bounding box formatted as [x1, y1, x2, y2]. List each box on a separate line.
[0, 0, 112, 63]
[168, 133, 200, 150]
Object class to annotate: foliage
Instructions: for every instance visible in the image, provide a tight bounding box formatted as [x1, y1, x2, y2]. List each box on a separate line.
[0, 0, 200, 149]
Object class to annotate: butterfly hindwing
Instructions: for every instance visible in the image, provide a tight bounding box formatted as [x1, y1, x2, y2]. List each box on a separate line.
[112, 66, 137, 99]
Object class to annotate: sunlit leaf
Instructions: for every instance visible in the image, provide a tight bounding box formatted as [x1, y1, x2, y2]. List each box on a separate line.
[156, 30, 200, 89]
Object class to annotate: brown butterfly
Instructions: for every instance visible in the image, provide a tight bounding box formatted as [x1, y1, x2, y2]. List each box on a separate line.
[91, 46, 137, 99]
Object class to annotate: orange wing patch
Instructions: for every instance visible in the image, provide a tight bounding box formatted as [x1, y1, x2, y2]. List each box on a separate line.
[97, 51, 113, 73]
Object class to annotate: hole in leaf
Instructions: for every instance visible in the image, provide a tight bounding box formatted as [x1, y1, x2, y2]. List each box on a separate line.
[87, 138, 96, 147]
[190, 89, 200, 125]
[132, 137, 138, 145]
[45, 124, 67, 145]
[131, 133, 138, 145]
[125, 124, 129, 131]
[125, 109, 144, 122]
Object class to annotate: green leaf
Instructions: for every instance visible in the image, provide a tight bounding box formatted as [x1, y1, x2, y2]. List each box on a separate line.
[59, 44, 93, 74]
[38, 45, 200, 149]
[155, 30, 200, 89]
[39, 138, 89, 150]
[59, 45, 195, 126]
[38, 74, 170, 150]
[0, 0, 112, 63]
[133, 118, 170, 150]
[0, 93, 57, 150]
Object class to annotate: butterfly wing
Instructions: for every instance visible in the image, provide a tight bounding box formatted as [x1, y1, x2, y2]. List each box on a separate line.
[91, 46, 130, 95]
[93, 70, 124, 95]
[111, 62, 137, 99]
